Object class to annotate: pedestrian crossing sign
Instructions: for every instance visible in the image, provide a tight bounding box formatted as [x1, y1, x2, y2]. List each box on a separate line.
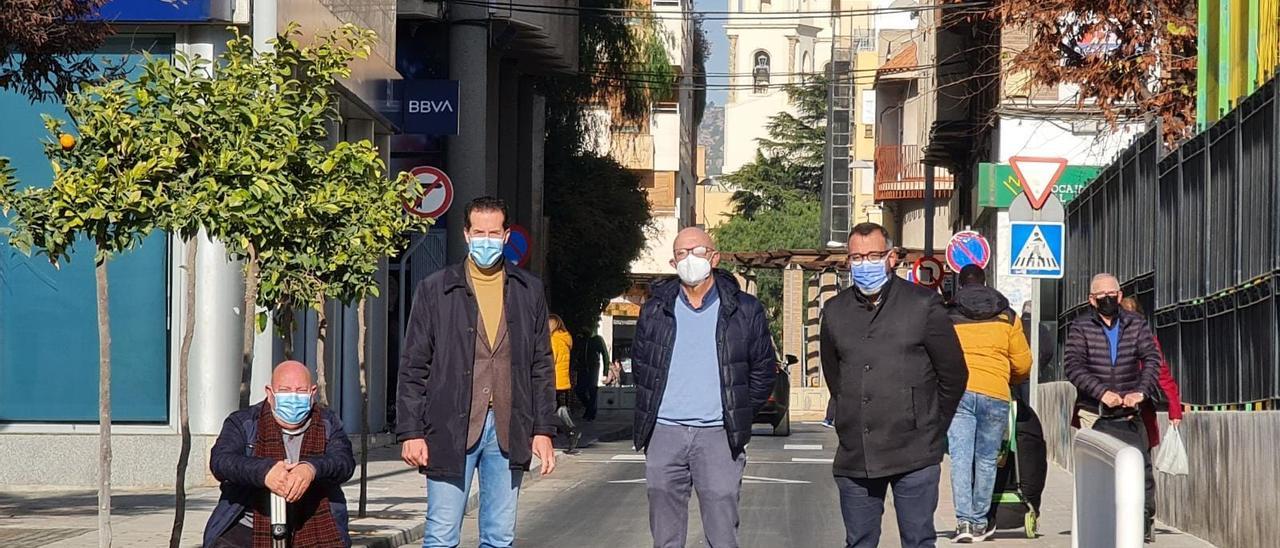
[1009, 222, 1064, 278]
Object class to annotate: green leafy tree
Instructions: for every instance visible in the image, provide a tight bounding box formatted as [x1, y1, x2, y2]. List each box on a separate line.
[0, 72, 184, 548]
[180, 28, 420, 520]
[545, 154, 651, 331]
[180, 25, 381, 409]
[716, 75, 828, 341]
[258, 142, 426, 518]
[540, 0, 679, 332]
[722, 75, 827, 217]
[2, 24, 409, 546]
[713, 197, 821, 341]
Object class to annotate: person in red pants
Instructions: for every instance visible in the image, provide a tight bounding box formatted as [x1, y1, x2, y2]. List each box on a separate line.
[1120, 297, 1183, 447]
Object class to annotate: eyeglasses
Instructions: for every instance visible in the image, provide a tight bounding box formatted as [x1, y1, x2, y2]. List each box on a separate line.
[848, 250, 890, 266]
[1090, 290, 1121, 298]
[675, 246, 715, 260]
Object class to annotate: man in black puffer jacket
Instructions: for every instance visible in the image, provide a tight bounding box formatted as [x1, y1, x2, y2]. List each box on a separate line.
[632, 227, 777, 548]
[1064, 272, 1161, 542]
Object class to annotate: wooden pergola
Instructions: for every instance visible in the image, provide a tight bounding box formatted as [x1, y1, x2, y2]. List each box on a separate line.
[721, 247, 938, 271]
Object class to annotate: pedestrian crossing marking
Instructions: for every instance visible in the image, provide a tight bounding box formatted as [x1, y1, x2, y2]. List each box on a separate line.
[783, 444, 823, 451]
[1012, 225, 1059, 270]
[741, 475, 811, 484]
[609, 476, 811, 485]
[790, 457, 834, 463]
[610, 454, 646, 461]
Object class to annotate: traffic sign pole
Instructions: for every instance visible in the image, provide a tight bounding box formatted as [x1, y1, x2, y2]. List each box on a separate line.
[1007, 156, 1068, 413]
[1030, 279, 1041, 412]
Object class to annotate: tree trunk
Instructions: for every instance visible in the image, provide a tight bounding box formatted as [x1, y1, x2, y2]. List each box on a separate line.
[280, 306, 296, 360]
[357, 298, 369, 518]
[169, 240, 197, 548]
[95, 261, 112, 548]
[240, 247, 260, 407]
[315, 291, 329, 406]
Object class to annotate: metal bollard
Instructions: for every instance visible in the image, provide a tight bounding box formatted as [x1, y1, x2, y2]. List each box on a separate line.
[1072, 428, 1145, 548]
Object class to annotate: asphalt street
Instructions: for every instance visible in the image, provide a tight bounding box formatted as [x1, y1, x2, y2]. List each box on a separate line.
[400, 421, 1213, 548]
[426, 422, 848, 547]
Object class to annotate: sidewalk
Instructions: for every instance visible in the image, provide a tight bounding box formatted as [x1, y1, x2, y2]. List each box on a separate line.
[885, 458, 1214, 547]
[0, 410, 632, 548]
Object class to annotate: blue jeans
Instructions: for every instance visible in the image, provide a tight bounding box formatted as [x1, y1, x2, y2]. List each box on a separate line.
[946, 391, 1009, 528]
[423, 410, 523, 548]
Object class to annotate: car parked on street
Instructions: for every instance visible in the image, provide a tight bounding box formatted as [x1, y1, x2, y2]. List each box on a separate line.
[753, 354, 795, 436]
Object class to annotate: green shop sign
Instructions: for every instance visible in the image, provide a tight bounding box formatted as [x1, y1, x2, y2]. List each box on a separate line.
[978, 163, 1102, 208]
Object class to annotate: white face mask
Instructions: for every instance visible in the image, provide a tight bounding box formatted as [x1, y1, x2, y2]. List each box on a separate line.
[676, 255, 712, 286]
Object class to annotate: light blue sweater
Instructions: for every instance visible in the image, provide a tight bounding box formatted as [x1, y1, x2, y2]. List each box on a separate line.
[657, 286, 724, 427]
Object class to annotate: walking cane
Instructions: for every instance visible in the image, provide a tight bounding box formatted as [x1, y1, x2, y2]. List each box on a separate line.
[270, 491, 288, 547]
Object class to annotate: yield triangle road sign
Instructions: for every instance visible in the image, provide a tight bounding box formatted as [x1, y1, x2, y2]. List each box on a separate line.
[1010, 222, 1064, 279]
[1009, 156, 1067, 210]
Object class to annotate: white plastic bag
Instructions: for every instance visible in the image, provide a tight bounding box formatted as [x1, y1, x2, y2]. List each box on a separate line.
[1154, 425, 1189, 475]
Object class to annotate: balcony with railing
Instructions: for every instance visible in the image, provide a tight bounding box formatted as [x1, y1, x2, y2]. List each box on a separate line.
[874, 145, 955, 200]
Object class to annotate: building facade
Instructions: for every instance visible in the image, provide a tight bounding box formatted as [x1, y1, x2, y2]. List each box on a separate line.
[0, 0, 579, 489]
[593, 0, 698, 367]
[722, 0, 832, 176]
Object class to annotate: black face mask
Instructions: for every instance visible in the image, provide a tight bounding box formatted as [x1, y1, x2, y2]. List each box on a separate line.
[1095, 295, 1120, 317]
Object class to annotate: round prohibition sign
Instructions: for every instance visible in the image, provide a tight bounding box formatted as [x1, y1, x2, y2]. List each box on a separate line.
[404, 166, 454, 219]
[912, 256, 945, 289]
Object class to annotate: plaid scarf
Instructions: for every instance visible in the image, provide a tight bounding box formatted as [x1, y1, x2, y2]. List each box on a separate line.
[251, 407, 344, 548]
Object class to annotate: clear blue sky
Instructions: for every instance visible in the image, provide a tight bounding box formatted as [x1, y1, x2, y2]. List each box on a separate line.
[695, 0, 730, 106]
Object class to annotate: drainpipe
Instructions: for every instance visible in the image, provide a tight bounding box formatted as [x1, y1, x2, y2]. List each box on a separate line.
[252, 0, 277, 53]
[924, 161, 935, 256]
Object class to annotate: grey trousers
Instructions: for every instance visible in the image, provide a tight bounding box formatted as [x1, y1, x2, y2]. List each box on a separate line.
[645, 423, 747, 548]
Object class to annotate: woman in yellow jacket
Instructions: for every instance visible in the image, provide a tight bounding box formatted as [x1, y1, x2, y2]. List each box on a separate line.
[550, 314, 581, 453]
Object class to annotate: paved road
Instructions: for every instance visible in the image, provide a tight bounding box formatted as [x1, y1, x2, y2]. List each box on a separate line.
[405, 421, 1215, 547]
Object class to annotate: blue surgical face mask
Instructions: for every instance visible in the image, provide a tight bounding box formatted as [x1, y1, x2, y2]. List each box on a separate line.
[468, 236, 504, 268]
[272, 391, 313, 425]
[850, 259, 890, 295]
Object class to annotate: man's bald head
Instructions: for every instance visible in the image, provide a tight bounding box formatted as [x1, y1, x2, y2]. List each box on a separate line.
[272, 360, 313, 389]
[673, 227, 714, 253]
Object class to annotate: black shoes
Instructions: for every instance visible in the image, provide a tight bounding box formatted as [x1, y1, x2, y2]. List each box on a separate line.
[566, 431, 582, 454]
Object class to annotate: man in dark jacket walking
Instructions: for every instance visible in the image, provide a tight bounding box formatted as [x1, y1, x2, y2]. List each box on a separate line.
[395, 197, 558, 548]
[572, 328, 611, 420]
[1064, 272, 1161, 542]
[632, 227, 776, 548]
[820, 222, 969, 548]
[205, 361, 356, 548]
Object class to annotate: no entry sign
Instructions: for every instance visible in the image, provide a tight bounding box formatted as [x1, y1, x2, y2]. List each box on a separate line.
[403, 166, 454, 219]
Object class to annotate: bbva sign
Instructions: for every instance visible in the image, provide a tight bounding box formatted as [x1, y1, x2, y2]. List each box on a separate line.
[403, 80, 460, 136]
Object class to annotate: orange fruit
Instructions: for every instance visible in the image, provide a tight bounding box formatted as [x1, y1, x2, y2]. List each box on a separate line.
[59, 133, 75, 150]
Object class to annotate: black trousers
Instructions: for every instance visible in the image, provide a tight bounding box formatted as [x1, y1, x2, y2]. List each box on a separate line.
[574, 369, 599, 420]
[1093, 416, 1156, 527]
[835, 464, 941, 548]
[210, 523, 253, 548]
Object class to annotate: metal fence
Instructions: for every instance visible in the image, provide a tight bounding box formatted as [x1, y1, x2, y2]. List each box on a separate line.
[1057, 76, 1280, 406]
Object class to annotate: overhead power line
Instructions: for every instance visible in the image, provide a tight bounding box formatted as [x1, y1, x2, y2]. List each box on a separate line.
[448, 0, 993, 22]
